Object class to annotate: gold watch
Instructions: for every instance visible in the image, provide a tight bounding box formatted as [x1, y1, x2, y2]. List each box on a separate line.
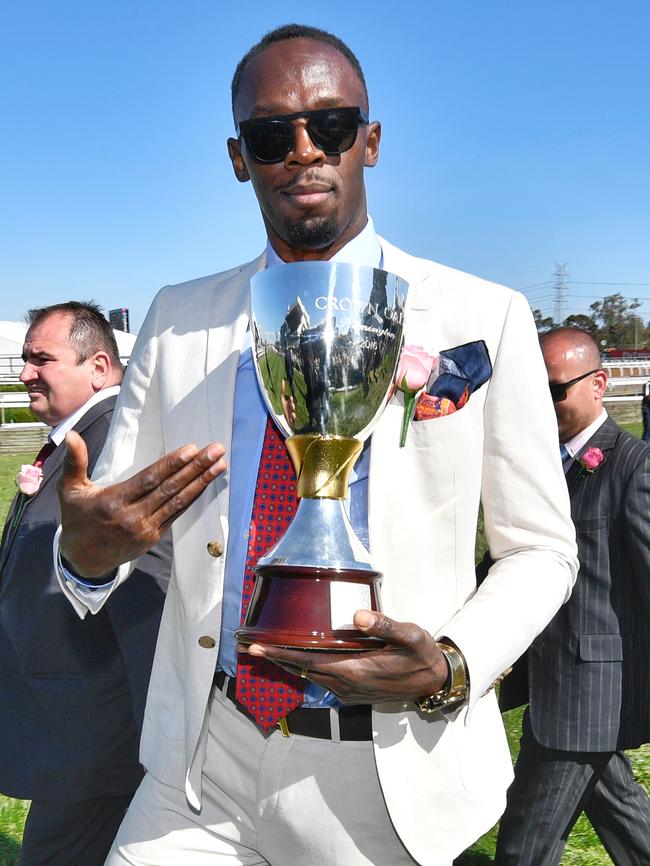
[416, 641, 469, 712]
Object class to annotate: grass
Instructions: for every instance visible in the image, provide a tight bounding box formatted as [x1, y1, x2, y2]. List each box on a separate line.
[0, 453, 35, 525]
[0, 800, 27, 866]
[0, 454, 34, 864]
[456, 706, 650, 865]
[0, 422, 647, 864]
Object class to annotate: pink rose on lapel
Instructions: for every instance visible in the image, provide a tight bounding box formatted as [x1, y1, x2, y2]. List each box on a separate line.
[16, 464, 43, 496]
[394, 345, 436, 447]
[578, 447, 604, 474]
[395, 345, 436, 392]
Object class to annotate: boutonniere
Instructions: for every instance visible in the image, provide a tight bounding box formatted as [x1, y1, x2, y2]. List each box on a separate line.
[394, 345, 437, 447]
[16, 464, 44, 496]
[577, 447, 604, 476]
[10, 464, 44, 533]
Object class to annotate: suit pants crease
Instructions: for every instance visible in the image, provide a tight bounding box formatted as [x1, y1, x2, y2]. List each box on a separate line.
[105, 680, 428, 866]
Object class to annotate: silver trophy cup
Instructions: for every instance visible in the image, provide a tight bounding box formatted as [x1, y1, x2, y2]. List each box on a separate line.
[236, 261, 408, 649]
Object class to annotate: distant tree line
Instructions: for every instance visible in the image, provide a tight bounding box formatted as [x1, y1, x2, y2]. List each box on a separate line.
[533, 294, 648, 350]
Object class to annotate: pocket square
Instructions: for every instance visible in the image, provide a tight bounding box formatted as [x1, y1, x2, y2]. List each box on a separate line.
[415, 340, 492, 421]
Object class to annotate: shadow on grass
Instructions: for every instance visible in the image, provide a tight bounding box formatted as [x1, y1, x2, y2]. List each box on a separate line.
[454, 852, 493, 865]
[0, 833, 21, 866]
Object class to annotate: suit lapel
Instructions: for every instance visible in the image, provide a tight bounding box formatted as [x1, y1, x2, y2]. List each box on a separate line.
[566, 417, 619, 497]
[199, 255, 265, 565]
[205, 254, 265, 448]
[33, 396, 117, 500]
[0, 397, 117, 573]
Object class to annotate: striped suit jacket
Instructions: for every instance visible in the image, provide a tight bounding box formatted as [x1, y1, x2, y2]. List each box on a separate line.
[500, 416, 650, 752]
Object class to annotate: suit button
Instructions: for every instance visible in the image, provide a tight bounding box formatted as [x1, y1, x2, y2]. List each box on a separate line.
[198, 636, 216, 649]
[207, 541, 224, 557]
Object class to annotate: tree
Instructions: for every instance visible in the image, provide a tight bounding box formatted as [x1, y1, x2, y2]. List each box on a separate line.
[532, 309, 554, 334]
[563, 313, 600, 339]
[589, 294, 646, 349]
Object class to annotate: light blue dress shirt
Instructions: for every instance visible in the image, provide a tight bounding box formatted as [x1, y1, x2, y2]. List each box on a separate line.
[65, 220, 383, 706]
[217, 219, 382, 706]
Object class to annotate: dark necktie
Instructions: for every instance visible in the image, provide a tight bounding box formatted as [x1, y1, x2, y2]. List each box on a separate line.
[34, 439, 56, 468]
[235, 418, 304, 729]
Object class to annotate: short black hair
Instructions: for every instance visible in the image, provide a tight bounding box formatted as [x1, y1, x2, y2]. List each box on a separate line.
[26, 300, 122, 369]
[231, 24, 368, 122]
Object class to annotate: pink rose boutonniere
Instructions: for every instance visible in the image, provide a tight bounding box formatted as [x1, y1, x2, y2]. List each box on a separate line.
[11, 464, 44, 534]
[16, 464, 44, 496]
[577, 446, 604, 475]
[394, 345, 436, 447]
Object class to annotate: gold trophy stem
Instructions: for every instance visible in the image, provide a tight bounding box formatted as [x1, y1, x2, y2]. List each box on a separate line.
[285, 435, 363, 499]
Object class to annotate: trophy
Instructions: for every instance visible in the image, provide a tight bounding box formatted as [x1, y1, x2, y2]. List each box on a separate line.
[236, 261, 408, 650]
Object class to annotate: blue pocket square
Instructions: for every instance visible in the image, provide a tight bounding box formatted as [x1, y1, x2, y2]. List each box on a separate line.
[415, 340, 492, 420]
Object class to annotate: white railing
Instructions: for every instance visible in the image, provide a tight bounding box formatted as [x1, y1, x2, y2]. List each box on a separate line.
[0, 353, 131, 384]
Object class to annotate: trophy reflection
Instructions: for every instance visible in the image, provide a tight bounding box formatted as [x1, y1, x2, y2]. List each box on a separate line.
[236, 261, 408, 650]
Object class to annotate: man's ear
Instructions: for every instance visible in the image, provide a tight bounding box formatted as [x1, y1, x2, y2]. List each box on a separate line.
[594, 369, 608, 398]
[364, 121, 381, 168]
[90, 351, 111, 390]
[228, 138, 250, 183]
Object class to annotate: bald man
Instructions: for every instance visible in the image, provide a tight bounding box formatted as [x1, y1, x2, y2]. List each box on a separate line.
[495, 327, 650, 866]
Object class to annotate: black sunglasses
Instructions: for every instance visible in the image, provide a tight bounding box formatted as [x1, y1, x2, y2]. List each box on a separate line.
[237, 106, 369, 165]
[549, 369, 599, 402]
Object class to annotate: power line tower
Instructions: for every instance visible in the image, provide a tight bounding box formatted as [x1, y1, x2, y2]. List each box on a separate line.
[553, 262, 568, 324]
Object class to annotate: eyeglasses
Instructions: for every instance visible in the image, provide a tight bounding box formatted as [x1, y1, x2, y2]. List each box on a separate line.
[549, 369, 599, 402]
[237, 107, 369, 165]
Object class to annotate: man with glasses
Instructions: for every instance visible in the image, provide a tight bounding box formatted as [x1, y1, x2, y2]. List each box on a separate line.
[495, 327, 650, 866]
[53, 25, 577, 866]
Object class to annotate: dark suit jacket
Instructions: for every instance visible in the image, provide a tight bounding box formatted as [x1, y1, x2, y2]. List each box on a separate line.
[499, 417, 650, 752]
[0, 395, 169, 801]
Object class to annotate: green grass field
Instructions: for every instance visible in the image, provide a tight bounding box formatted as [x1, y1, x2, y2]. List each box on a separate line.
[0, 426, 647, 864]
[0, 453, 34, 864]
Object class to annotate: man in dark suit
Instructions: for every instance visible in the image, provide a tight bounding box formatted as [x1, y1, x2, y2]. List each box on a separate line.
[494, 326, 650, 866]
[0, 302, 168, 866]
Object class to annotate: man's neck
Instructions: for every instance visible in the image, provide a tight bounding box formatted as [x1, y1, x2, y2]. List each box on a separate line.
[562, 408, 608, 457]
[49, 385, 121, 445]
[266, 216, 380, 270]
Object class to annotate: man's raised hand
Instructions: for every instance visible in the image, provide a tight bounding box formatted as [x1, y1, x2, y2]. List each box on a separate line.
[58, 430, 226, 579]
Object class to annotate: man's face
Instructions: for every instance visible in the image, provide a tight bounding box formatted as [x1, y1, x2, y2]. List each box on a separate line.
[20, 313, 98, 425]
[228, 38, 380, 262]
[541, 335, 604, 443]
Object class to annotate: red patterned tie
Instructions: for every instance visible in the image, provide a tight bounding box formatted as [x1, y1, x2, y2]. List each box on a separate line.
[235, 417, 304, 729]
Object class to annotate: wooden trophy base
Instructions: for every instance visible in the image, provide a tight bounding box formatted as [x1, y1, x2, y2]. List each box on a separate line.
[236, 564, 385, 650]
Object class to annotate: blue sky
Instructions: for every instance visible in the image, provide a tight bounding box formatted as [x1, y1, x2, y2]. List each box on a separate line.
[2, 1, 649, 333]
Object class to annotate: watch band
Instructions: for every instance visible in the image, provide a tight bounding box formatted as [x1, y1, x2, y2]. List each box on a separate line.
[416, 641, 469, 713]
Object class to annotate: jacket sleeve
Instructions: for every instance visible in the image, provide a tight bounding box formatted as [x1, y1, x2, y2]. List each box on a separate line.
[441, 291, 578, 712]
[622, 446, 650, 616]
[55, 289, 167, 618]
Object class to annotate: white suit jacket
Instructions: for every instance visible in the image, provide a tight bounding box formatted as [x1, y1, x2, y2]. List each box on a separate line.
[58, 238, 577, 866]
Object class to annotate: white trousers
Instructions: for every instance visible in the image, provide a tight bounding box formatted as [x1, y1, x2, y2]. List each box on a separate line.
[105, 680, 423, 866]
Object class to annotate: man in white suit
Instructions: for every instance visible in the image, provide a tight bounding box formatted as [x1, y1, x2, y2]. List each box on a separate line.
[55, 24, 577, 866]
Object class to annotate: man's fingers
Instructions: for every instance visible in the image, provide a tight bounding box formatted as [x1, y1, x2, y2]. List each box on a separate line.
[146, 444, 227, 523]
[61, 430, 91, 488]
[353, 610, 424, 649]
[155, 464, 227, 530]
[122, 442, 226, 501]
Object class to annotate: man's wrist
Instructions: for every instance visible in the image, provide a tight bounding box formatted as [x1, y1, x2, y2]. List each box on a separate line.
[416, 640, 469, 713]
[59, 551, 117, 590]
